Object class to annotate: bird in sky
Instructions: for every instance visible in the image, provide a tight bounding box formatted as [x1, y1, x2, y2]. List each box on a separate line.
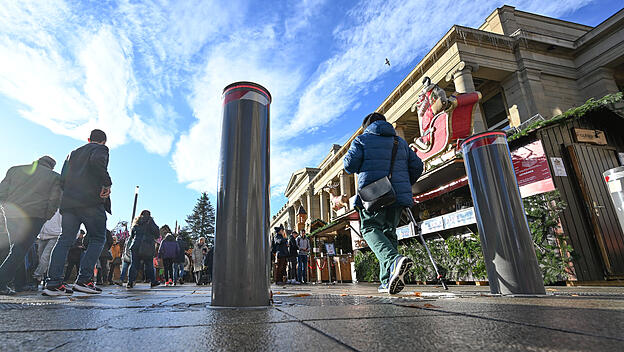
[385, 58, 391, 66]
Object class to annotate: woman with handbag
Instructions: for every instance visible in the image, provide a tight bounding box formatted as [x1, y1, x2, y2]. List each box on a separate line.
[343, 112, 423, 295]
[127, 210, 161, 288]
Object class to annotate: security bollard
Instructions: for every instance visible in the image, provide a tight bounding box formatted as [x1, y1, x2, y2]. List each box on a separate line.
[461, 131, 545, 295]
[212, 82, 272, 307]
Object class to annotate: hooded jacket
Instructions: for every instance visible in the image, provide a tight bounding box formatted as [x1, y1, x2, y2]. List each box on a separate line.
[0, 156, 61, 219]
[38, 210, 62, 240]
[60, 142, 112, 214]
[272, 233, 289, 258]
[158, 234, 180, 259]
[175, 235, 187, 263]
[343, 120, 423, 208]
[129, 216, 160, 257]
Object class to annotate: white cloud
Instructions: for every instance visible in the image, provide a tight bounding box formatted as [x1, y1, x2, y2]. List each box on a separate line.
[0, 1, 176, 154]
[171, 24, 306, 193]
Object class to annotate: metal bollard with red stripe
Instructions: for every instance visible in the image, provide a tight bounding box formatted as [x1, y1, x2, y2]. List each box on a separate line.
[212, 82, 272, 307]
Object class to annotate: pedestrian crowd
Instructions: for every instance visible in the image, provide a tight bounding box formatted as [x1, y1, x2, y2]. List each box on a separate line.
[271, 227, 310, 285]
[0, 129, 214, 296]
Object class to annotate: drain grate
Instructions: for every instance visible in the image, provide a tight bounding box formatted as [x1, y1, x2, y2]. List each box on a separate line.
[275, 294, 398, 306]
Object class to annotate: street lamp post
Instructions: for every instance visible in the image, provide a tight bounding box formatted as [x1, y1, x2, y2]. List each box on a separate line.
[131, 186, 139, 224]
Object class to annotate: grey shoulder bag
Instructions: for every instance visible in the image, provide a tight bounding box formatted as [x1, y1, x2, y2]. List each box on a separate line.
[359, 137, 399, 212]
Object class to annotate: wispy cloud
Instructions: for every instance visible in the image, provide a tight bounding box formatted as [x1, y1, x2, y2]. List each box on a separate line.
[283, 0, 595, 137]
[0, 0, 596, 207]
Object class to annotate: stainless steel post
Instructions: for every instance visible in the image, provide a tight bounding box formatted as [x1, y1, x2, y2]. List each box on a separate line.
[461, 131, 545, 295]
[604, 166, 624, 233]
[212, 81, 271, 307]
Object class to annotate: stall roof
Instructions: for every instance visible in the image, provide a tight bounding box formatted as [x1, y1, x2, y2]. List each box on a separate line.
[508, 92, 624, 142]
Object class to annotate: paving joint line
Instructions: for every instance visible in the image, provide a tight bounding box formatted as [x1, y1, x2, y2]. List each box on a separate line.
[275, 307, 360, 352]
[400, 305, 624, 342]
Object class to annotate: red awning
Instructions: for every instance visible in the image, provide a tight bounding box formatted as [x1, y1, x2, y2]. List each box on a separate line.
[413, 176, 468, 203]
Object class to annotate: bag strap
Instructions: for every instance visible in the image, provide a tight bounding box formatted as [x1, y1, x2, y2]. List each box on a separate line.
[388, 137, 399, 179]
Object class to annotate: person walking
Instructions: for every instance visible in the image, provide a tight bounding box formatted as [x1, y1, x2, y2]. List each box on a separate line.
[271, 227, 288, 285]
[344, 112, 423, 294]
[287, 231, 299, 284]
[192, 238, 207, 285]
[183, 250, 192, 282]
[34, 210, 62, 284]
[44, 129, 113, 296]
[92, 229, 113, 285]
[127, 210, 160, 288]
[173, 233, 187, 284]
[158, 233, 179, 286]
[64, 230, 85, 282]
[118, 238, 132, 284]
[296, 233, 310, 284]
[0, 156, 61, 295]
[107, 235, 122, 284]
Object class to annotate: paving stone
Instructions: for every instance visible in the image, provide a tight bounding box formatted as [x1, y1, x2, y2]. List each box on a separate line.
[1, 323, 352, 352]
[105, 307, 295, 329]
[306, 314, 623, 351]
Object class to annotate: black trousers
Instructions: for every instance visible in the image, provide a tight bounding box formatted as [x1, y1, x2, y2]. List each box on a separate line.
[0, 217, 46, 286]
[163, 258, 174, 282]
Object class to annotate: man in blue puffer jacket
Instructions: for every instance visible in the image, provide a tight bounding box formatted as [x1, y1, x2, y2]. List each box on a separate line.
[344, 112, 423, 294]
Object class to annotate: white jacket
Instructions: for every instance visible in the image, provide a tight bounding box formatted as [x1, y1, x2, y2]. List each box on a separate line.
[38, 210, 62, 240]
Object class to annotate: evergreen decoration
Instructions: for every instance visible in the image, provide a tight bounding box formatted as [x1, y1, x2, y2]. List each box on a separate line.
[185, 192, 216, 245]
[354, 191, 573, 284]
[508, 92, 623, 142]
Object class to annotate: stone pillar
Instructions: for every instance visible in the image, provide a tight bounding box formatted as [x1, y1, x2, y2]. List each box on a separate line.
[340, 172, 351, 197]
[306, 189, 320, 222]
[393, 122, 407, 140]
[579, 67, 619, 101]
[446, 61, 486, 133]
[319, 191, 328, 222]
[287, 206, 295, 230]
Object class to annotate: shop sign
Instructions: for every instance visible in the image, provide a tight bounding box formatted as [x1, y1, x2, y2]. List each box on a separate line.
[573, 128, 607, 145]
[349, 220, 368, 249]
[420, 208, 477, 235]
[421, 216, 444, 234]
[443, 207, 476, 229]
[511, 140, 556, 198]
[396, 223, 416, 240]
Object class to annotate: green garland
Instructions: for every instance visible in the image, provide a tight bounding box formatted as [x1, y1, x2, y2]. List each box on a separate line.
[508, 92, 623, 142]
[354, 190, 573, 284]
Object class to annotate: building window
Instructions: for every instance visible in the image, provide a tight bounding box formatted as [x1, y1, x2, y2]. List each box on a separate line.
[482, 92, 509, 130]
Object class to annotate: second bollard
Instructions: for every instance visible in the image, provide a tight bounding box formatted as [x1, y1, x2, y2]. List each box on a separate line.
[212, 82, 272, 307]
[461, 131, 545, 295]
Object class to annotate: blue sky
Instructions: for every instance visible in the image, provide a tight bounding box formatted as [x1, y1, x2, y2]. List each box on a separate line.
[0, 0, 620, 230]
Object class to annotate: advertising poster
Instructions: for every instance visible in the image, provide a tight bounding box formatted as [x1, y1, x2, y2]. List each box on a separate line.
[511, 140, 556, 198]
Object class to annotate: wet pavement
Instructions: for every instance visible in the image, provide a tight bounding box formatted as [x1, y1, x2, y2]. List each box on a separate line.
[0, 283, 623, 351]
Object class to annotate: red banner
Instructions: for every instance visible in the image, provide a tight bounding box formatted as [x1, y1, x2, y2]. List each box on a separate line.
[511, 140, 555, 198]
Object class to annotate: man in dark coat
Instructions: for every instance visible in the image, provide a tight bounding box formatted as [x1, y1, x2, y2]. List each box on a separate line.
[344, 113, 423, 294]
[44, 129, 113, 296]
[287, 231, 299, 284]
[0, 156, 61, 295]
[271, 227, 289, 285]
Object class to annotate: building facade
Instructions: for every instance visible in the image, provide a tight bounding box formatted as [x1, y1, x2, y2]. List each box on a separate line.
[270, 6, 624, 279]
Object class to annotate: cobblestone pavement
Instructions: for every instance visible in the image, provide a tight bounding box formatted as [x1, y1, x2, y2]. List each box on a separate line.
[1, 283, 623, 351]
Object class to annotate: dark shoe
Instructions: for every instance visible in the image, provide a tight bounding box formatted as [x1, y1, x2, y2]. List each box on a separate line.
[0, 285, 16, 296]
[388, 256, 413, 295]
[42, 284, 73, 296]
[150, 281, 161, 288]
[73, 281, 102, 294]
[126, 282, 134, 289]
